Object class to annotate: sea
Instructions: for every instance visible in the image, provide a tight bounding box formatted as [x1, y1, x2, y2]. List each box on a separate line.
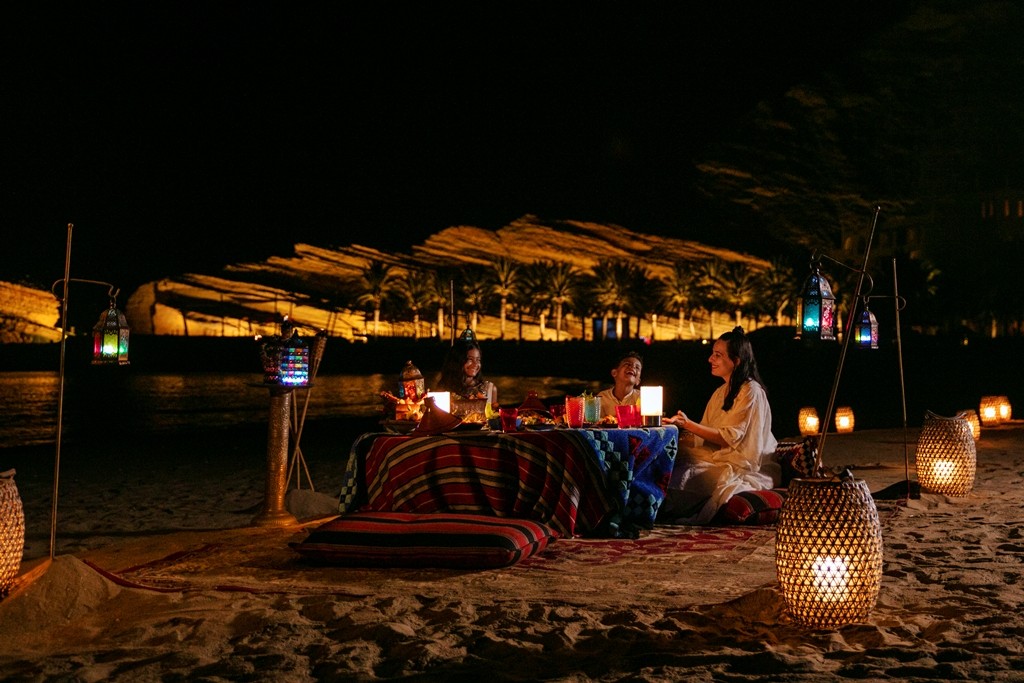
[0, 371, 591, 451]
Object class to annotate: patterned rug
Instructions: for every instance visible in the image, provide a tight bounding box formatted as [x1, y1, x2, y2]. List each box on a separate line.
[82, 522, 777, 609]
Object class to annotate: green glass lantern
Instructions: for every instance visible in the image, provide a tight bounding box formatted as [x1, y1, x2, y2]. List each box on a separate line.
[91, 302, 130, 365]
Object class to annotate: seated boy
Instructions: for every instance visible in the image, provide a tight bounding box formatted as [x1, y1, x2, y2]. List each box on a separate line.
[597, 351, 643, 420]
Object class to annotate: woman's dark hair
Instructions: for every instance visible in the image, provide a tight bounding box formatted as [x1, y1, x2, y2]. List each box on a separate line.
[718, 326, 766, 411]
[437, 339, 483, 397]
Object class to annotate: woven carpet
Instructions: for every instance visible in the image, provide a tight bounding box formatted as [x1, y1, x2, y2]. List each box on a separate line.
[81, 521, 777, 609]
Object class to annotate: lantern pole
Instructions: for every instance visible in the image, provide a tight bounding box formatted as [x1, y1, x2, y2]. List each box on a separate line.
[49, 222, 128, 560]
[814, 205, 882, 467]
[891, 259, 910, 497]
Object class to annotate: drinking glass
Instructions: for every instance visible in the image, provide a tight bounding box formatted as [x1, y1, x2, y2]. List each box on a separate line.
[499, 407, 519, 432]
[564, 396, 585, 428]
[583, 396, 601, 424]
[616, 404, 638, 428]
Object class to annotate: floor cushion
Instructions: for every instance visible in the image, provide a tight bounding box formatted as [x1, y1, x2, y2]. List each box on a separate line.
[290, 511, 559, 569]
[715, 488, 788, 525]
[774, 437, 823, 486]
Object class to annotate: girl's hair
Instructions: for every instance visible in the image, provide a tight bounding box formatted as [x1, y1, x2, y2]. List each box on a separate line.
[437, 339, 483, 396]
[718, 326, 766, 411]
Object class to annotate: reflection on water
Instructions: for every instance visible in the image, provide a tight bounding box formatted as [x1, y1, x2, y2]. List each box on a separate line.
[0, 371, 590, 449]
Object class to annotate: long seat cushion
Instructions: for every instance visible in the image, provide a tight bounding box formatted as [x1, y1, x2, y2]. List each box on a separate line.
[715, 488, 789, 525]
[290, 511, 559, 569]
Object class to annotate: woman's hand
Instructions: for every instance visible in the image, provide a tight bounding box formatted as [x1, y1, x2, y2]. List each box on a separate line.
[664, 411, 689, 429]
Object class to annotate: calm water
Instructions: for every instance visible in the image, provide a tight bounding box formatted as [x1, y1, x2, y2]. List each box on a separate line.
[0, 371, 590, 450]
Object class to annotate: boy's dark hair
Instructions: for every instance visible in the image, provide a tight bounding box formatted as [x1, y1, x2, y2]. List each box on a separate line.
[615, 351, 643, 367]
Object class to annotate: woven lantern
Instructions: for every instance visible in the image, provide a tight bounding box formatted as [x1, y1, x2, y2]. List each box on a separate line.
[915, 411, 976, 496]
[834, 406, 855, 433]
[960, 409, 981, 441]
[798, 407, 820, 436]
[978, 396, 1001, 426]
[775, 474, 884, 629]
[997, 396, 1012, 423]
[0, 469, 25, 596]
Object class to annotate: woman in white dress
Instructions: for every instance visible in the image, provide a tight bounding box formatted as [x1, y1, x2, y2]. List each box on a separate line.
[660, 326, 777, 524]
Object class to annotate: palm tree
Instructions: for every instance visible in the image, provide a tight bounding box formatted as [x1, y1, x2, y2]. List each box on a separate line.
[661, 262, 701, 339]
[356, 260, 395, 336]
[519, 261, 554, 339]
[721, 261, 759, 329]
[758, 258, 797, 325]
[489, 257, 520, 340]
[429, 269, 456, 340]
[400, 269, 434, 338]
[547, 261, 578, 340]
[695, 257, 730, 338]
[459, 265, 491, 333]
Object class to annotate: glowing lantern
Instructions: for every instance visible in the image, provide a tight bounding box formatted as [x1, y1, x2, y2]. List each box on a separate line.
[92, 302, 130, 365]
[915, 411, 976, 496]
[997, 396, 1012, 422]
[798, 407, 820, 436]
[775, 475, 884, 629]
[278, 329, 310, 386]
[640, 386, 663, 427]
[854, 307, 879, 350]
[834, 407, 855, 433]
[979, 396, 1001, 426]
[796, 266, 837, 343]
[426, 391, 451, 414]
[960, 409, 981, 441]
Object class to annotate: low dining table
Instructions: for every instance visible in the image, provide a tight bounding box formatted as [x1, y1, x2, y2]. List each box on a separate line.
[338, 425, 679, 538]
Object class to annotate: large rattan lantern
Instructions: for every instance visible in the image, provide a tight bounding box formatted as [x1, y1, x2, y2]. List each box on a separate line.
[834, 406, 855, 433]
[776, 474, 884, 629]
[798, 407, 820, 436]
[916, 411, 976, 496]
[978, 396, 1001, 427]
[0, 469, 24, 596]
[960, 409, 981, 441]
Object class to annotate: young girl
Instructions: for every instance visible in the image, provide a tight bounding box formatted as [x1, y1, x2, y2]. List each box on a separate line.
[436, 330, 499, 406]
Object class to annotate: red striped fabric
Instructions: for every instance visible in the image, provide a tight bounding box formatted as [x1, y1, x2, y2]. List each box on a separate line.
[716, 488, 788, 525]
[290, 512, 559, 568]
[360, 432, 614, 537]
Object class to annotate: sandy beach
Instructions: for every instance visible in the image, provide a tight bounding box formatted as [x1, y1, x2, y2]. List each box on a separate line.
[1, 419, 1022, 682]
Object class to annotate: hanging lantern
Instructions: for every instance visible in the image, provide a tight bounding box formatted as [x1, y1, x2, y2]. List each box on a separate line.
[960, 409, 981, 441]
[978, 396, 1001, 426]
[997, 396, 1012, 423]
[775, 474, 884, 629]
[854, 306, 879, 349]
[798, 407, 820, 436]
[834, 406, 855, 433]
[639, 386, 663, 427]
[91, 302, 130, 365]
[278, 329, 310, 386]
[795, 266, 837, 342]
[915, 411, 976, 496]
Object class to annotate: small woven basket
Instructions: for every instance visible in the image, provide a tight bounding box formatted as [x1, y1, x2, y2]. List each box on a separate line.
[0, 469, 25, 596]
[775, 476, 883, 629]
[916, 411, 976, 496]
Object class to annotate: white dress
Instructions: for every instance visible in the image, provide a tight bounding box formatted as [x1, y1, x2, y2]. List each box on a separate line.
[662, 379, 777, 524]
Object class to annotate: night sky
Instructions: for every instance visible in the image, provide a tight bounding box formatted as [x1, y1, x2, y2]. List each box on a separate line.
[2, 3, 907, 295]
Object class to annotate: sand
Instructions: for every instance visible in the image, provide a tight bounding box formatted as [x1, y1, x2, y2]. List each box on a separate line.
[1, 423, 1023, 682]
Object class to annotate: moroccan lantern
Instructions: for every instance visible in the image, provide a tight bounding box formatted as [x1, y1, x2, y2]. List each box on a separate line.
[796, 265, 837, 343]
[854, 306, 879, 350]
[92, 301, 130, 365]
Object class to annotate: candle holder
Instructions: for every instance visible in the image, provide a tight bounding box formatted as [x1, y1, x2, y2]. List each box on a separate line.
[834, 407, 855, 434]
[798, 407, 820, 436]
[640, 386, 663, 427]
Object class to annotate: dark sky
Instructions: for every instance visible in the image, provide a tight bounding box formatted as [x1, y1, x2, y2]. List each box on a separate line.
[2, 2, 907, 295]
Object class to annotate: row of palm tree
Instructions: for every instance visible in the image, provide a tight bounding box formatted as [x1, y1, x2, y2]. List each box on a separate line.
[345, 255, 799, 341]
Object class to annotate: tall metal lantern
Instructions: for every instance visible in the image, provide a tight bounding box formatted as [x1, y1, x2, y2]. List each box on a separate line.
[796, 265, 837, 342]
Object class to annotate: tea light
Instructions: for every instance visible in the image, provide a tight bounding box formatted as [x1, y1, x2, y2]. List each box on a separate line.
[834, 407, 855, 433]
[810, 555, 850, 598]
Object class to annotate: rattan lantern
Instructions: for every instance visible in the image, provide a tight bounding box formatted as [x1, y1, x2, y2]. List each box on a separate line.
[775, 474, 884, 629]
[960, 409, 981, 441]
[0, 469, 25, 596]
[997, 396, 1012, 423]
[834, 406, 855, 433]
[978, 396, 1001, 426]
[798, 407, 820, 436]
[916, 411, 976, 496]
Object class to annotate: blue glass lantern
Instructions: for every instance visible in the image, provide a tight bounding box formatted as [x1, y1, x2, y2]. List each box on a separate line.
[796, 267, 836, 342]
[278, 329, 310, 386]
[854, 307, 879, 349]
